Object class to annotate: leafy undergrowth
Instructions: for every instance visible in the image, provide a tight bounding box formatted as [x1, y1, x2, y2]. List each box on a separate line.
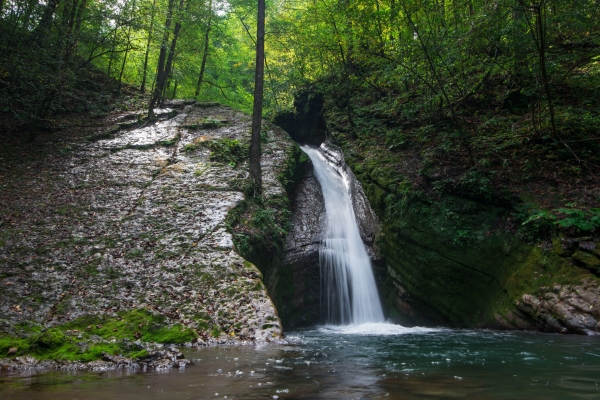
[0, 309, 196, 362]
[224, 144, 304, 269]
[185, 137, 249, 167]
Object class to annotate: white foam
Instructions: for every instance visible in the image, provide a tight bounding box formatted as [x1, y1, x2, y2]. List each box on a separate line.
[318, 322, 443, 336]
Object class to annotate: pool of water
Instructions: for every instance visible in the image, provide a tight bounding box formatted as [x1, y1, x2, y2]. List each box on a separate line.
[2, 324, 600, 399]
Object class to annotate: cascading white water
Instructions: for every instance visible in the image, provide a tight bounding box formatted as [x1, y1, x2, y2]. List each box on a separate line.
[301, 145, 385, 325]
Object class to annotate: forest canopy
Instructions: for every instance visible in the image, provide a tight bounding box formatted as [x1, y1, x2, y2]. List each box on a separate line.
[1, 0, 599, 181]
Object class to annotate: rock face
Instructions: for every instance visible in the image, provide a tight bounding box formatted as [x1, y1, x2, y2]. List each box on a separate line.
[276, 161, 324, 327]
[278, 90, 600, 335]
[273, 90, 327, 146]
[515, 280, 600, 334]
[339, 136, 600, 335]
[273, 141, 382, 327]
[0, 102, 298, 366]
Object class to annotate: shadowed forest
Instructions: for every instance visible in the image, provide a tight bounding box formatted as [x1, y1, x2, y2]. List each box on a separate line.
[1, 0, 599, 215]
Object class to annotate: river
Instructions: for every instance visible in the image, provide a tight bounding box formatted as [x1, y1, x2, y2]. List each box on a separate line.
[2, 325, 599, 399]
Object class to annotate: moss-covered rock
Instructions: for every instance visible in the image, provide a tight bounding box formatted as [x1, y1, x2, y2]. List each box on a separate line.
[281, 90, 600, 334]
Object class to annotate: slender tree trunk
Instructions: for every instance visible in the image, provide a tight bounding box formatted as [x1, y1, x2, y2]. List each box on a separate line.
[403, 4, 475, 165]
[517, 0, 557, 139]
[140, 0, 157, 93]
[535, 1, 556, 138]
[107, 11, 122, 78]
[118, 0, 137, 92]
[249, 0, 265, 192]
[390, 0, 397, 41]
[195, 0, 212, 97]
[158, 0, 184, 107]
[32, 0, 61, 44]
[172, 80, 178, 97]
[148, 0, 175, 118]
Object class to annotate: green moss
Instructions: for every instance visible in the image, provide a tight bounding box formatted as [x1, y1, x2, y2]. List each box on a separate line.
[185, 138, 248, 167]
[342, 140, 600, 328]
[0, 309, 197, 362]
[210, 325, 221, 338]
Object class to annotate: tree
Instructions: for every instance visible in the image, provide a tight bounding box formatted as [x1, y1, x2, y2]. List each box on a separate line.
[148, 0, 175, 118]
[194, 0, 213, 97]
[249, 0, 265, 192]
[140, 0, 158, 94]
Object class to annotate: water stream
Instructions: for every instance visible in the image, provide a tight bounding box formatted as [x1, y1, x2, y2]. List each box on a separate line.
[301, 145, 384, 325]
[2, 330, 599, 399]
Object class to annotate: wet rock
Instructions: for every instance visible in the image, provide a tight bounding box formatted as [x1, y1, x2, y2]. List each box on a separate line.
[274, 140, 381, 327]
[0, 103, 292, 364]
[516, 280, 600, 335]
[277, 162, 324, 327]
[572, 251, 600, 274]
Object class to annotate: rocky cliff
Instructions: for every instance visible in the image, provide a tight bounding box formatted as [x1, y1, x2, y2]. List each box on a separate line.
[279, 91, 600, 335]
[0, 101, 298, 368]
[256, 141, 382, 328]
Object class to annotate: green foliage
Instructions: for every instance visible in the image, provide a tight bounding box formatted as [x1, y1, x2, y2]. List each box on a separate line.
[513, 204, 555, 243]
[227, 193, 292, 259]
[0, 309, 196, 361]
[186, 138, 249, 167]
[210, 325, 221, 338]
[522, 204, 600, 233]
[432, 169, 498, 204]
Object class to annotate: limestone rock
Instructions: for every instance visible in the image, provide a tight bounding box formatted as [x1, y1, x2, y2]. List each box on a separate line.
[0, 103, 292, 368]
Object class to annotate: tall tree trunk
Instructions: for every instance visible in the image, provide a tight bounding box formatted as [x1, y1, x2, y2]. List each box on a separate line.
[249, 0, 265, 192]
[158, 0, 184, 107]
[148, 0, 175, 118]
[118, 0, 137, 92]
[32, 0, 61, 45]
[390, 0, 397, 41]
[140, 0, 157, 93]
[195, 0, 213, 97]
[403, 4, 475, 165]
[535, 0, 556, 138]
[172, 80, 178, 97]
[517, 0, 557, 139]
[107, 10, 122, 78]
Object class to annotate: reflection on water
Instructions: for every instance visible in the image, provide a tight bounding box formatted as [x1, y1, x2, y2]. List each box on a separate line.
[1, 327, 600, 399]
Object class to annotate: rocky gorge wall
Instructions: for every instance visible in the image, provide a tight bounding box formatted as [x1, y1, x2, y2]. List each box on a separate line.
[256, 141, 382, 328]
[0, 101, 299, 369]
[277, 91, 600, 335]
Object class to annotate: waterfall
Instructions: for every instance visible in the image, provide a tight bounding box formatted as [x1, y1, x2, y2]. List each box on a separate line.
[301, 145, 385, 325]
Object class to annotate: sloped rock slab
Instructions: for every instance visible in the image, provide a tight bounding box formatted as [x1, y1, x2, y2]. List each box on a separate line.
[0, 104, 295, 364]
